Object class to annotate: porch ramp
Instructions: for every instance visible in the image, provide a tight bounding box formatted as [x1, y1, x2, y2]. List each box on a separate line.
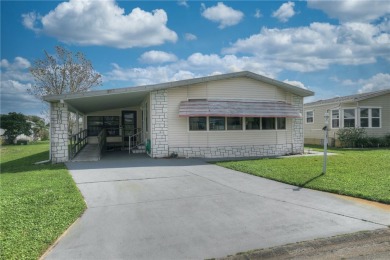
[71, 144, 101, 162]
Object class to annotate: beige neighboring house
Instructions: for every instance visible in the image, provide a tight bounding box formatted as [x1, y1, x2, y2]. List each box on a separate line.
[304, 89, 390, 146]
[43, 71, 314, 163]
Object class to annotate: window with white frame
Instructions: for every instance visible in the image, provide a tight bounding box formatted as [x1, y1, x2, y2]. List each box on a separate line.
[262, 118, 276, 130]
[331, 110, 340, 128]
[227, 117, 242, 130]
[189, 117, 207, 131]
[245, 117, 260, 130]
[371, 108, 381, 127]
[209, 117, 225, 130]
[360, 108, 369, 127]
[277, 118, 286, 130]
[360, 108, 381, 128]
[306, 111, 314, 124]
[343, 109, 355, 127]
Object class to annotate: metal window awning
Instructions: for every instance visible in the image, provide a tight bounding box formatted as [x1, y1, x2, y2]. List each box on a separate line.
[179, 100, 302, 118]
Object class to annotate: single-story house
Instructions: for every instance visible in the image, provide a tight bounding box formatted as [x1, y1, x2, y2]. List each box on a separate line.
[304, 89, 390, 146]
[44, 71, 314, 163]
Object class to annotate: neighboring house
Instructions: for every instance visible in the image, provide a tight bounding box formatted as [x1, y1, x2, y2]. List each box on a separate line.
[44, 71, 314, 163]
[304, 89, 390, 146]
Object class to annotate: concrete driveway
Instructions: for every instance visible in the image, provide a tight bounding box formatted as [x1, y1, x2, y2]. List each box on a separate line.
[44, 153, 390, 260]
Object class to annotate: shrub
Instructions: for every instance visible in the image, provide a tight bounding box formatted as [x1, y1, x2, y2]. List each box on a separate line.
[337, 129, 390, 148]
[337, 127, 367, 148]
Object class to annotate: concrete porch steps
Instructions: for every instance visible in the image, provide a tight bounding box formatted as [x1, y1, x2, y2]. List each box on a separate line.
[71, 144, 101, 162]
[130, 145, 146, 154]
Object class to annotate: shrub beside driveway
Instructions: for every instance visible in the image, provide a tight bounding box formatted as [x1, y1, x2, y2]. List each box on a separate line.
[0, 142, 86, 259]
[217, 148, 390, 204]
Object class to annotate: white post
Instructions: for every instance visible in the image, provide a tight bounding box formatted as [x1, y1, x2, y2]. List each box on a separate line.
[323, 111, 329, 173]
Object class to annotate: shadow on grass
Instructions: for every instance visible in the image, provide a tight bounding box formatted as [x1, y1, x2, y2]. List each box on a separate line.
[293, 172, 325, 191]
[0, 151, 63, 174]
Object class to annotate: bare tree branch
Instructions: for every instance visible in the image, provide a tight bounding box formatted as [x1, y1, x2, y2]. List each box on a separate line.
[28, 46, 102, 98]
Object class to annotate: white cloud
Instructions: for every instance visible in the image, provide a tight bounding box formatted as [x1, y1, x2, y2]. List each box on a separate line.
[139, 51, 178, 64]
[254, 9, 262, 19]
[184, 33, 198, 41]
[0, 57, 32, 82]
[272, 2, 296, 22]
[178, 0, 189, 8]
[354, 73, 390, 93]
[201, 2, 244, 29]
[0, 58, 43, 115]
[283, 80, 307, 89]
[307, 0, 390, 22]
[22, 0, 177, 48]
[106, 52, 277, 86]
[223, 22, 390, 72]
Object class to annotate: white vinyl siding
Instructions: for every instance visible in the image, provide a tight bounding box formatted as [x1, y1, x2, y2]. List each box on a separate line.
[167, 77, 295, 148]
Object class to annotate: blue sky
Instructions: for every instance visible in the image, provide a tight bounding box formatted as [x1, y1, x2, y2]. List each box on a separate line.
[1, 0, 389, 117]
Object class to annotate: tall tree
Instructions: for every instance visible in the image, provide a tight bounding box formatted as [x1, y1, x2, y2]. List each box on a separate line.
[26, 115, 49, 141]
[29, 46, 102, 97]
[0, 113, 32, 144]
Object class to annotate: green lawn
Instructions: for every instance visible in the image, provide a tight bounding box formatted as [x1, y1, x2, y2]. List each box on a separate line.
[217, 148, 390, 204]
[0, 142, 86, 260]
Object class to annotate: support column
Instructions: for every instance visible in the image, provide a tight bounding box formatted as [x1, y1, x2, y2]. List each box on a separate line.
[150, 90, 168, 158]
[292, 95, 304, 154]
[50, 102, 69, 163]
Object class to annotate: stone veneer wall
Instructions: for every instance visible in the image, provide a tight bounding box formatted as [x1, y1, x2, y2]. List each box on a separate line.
[291, 95, 304, 154]
[169, 144, 292, 159]
[150, 90, 168, 158]
[50, 102, 69, 163]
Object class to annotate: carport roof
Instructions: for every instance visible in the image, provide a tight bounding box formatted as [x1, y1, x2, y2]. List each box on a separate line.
[43, 71, 314, 114]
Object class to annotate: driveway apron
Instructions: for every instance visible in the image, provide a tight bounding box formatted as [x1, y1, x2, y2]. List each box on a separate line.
[44, 154, 390, 260]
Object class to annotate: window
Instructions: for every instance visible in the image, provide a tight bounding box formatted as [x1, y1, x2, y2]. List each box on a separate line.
[371, 108, 380, 127]
[306, 111, 314, 123]
[227, 117, 242, 130]
[331, 110, 340, 128]
[245, 117, 260, 130]
[209, 117, 225, 130]
[343, 109, 355, 127]
[277, 118, 286, 130]
[360, 108, 381, 128]
[87, 116, 120, 136]
[360, 108, 369, 127]
[189, 117, 206, 131]
[262, 118, 276, 130]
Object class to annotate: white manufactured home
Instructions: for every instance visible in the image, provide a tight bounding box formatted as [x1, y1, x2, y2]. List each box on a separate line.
[44, 71, 314, 163]
[304, 89, 390, 146]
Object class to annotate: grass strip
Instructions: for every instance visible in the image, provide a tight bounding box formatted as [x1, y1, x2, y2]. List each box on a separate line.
[217, 148, 390, 204]
[0, 142, 86, 260]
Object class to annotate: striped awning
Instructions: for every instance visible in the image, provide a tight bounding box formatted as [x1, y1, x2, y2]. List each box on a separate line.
[179, 100, 301, 118]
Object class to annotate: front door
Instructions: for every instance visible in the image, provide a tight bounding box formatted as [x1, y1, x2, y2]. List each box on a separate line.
[122, 111, 137, 144]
